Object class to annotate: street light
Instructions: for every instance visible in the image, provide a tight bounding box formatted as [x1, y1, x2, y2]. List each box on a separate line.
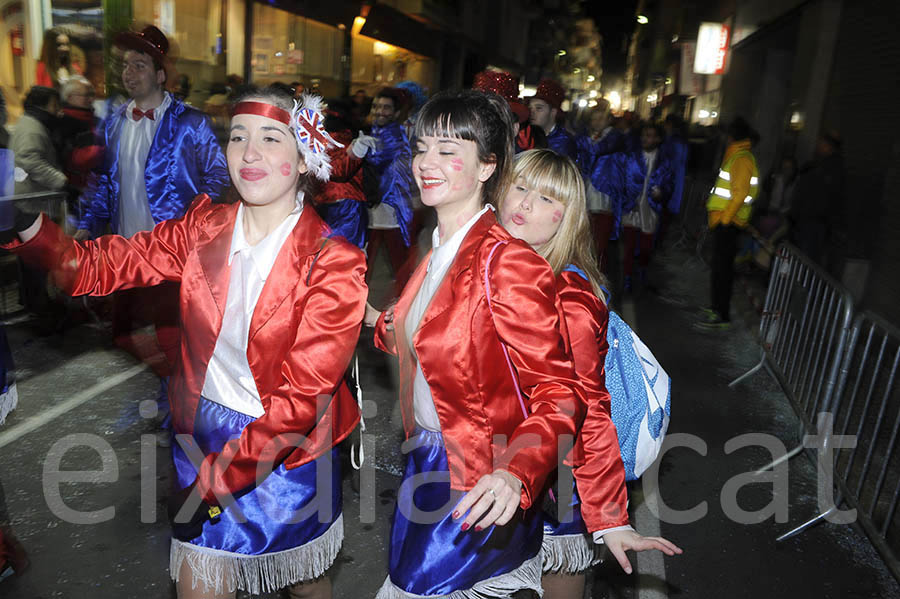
[637, 15, 649, 25]
[558, 50, 566, 56]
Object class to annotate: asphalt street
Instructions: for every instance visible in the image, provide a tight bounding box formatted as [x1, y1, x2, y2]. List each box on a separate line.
[0, 234, 898, 598]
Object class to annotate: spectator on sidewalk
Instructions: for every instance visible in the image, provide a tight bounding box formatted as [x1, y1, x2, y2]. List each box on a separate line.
[789, 131, 844, 266]
[58, 76, 104, 219]
[36, 29, 82, 88]
[697, 117, 759, 331]
[9, 86, 66, 320]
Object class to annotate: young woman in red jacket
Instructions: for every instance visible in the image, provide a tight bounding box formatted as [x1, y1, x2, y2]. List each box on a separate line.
[369, 90, 586, 598]
[3, 86, 365, 599]
[499, 149, 681, 599]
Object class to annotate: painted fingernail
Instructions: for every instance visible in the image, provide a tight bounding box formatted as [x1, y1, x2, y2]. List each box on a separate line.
[461, 523, 470, 531]
[474, 525, 482, 532]
[452, 511, 460, 519]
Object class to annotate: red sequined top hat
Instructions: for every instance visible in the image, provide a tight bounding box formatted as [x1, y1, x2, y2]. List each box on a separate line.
[530, 78, 566, 111]
[114, 25, 169, 63]
[472, 70, 530, 124]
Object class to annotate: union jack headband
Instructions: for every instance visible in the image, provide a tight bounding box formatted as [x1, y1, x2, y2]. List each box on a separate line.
[231, 94, 344, 181]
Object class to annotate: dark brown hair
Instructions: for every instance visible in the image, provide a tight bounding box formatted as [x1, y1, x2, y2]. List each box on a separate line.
[413, 89, 515, 207]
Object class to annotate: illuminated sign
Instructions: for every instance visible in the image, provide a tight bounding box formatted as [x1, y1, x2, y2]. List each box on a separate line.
[694, 22, 731, 75]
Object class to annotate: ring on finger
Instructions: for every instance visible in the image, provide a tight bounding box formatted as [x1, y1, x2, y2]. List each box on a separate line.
[488, 488, 497, 500]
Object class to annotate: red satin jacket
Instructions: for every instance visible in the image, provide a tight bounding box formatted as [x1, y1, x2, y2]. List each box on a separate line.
[5, 195, 366, 504]
[557, 270, 630, 532]
[374, 210, 586, 509]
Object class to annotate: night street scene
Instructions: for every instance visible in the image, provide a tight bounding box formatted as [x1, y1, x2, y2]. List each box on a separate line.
[0, 0, 899, 597]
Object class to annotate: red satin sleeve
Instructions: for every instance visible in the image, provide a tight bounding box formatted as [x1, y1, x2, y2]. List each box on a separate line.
[197, 240, 367, 503]
[558, 271, 630, 531]
[487, 241, 586, 507]
[3, 195, 214, 295]
[373, 309, 398, 356]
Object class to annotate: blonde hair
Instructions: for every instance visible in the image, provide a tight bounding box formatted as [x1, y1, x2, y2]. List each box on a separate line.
[509, 149, 609, 303]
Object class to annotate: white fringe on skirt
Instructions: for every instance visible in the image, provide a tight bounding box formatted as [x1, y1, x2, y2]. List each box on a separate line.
[170, 512, 343, 595]
[375, 552, 543, 599]
[0, 384, 17, 426]
[541, 533, 602, 575]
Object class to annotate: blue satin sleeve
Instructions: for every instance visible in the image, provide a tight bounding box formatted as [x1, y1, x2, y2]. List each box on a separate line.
[77, 169, 112, 235]
[574, 135, 597, 179]
[367, 123, 407, 174]
[379, 151, 414, 246]
[190, 114, 229, 203]
[648, 153, 675, 214]
[77, 116, 116, 234]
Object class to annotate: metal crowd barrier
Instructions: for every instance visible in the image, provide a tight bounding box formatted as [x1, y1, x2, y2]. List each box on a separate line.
[729, 243, 855, 474]
[803, 311, 900, 580]
[672, 175, 713, 264]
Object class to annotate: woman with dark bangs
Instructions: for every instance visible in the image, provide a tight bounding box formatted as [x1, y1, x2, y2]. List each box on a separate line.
[369, 89, 586, 598]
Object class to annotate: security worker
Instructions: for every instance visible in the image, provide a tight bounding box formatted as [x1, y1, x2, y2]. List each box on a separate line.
[697, 117, 759, 330]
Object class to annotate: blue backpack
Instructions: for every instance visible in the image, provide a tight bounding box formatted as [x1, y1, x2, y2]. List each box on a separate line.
[605, 310, 671, 480]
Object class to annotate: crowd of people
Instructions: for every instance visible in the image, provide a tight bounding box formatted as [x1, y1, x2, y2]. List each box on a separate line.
[13, 19, 858, 599]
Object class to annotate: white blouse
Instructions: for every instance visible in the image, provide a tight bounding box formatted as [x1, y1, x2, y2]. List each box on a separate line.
[200, 196, 304, 417]
[405, 205, 493, 431]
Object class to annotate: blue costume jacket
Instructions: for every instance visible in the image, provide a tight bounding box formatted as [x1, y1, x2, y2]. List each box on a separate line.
[661, 135, 688, 214]
[546, 126, 578, 161]
[575, 128, 625, 180]
[368, 121, 414, 246]
[591, 149, 673, 236]
[78, 93, 228, 235]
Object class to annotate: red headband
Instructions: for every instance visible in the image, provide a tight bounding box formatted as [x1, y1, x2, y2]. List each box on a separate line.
[230, 101, 291, 124]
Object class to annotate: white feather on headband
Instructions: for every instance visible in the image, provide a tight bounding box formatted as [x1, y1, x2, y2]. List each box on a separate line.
[289, 94, 344, 181]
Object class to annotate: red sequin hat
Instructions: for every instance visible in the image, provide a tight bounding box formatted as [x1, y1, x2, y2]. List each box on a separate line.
[530, 78, 566, 111]
[472, 70, 529, 124]
[114, 25, 169, 63]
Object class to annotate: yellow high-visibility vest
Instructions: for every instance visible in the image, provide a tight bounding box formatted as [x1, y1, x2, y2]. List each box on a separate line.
[706, 149, 759, 224]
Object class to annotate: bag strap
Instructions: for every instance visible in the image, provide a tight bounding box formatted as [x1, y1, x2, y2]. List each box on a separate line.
[484, 241, 529, 421]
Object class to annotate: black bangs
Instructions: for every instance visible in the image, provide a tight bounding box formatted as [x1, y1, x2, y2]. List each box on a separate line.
[414, 90, 487, 144]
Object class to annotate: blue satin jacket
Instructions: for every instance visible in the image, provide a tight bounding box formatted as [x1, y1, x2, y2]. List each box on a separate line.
[369, 121, 414, 246]
[590, 148, 674, 235]
[78, 93, 228, 234]
[575, 128, 625, 180]
[547, 125, 578, 161]
[661, 135, 688, 214]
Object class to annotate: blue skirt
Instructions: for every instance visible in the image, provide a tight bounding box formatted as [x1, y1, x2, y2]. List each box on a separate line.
[169, 398, 343, 595]
[541, 484, 601, 574]
[377, 428, 543, 598]
[316, 199, 368, 249]
[0, 326, 16, 426]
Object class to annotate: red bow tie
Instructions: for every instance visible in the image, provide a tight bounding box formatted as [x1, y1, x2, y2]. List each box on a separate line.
[132, 107, 155, 121]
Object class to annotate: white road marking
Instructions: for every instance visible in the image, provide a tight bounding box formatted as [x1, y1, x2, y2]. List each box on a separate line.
[0, 363, 148, 450]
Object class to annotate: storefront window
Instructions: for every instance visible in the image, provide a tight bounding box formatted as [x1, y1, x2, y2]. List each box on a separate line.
[351, 33, 435, 97]
[251, 3, 342, 96]
[132, 0, 226, 107]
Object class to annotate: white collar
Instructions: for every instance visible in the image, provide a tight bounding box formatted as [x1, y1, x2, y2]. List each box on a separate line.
[429, 205, 493, 274]
[126, 92, 172, 123]
[228, 193, 305, 280]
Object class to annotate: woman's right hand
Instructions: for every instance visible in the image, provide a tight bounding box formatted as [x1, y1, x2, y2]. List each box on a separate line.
[363, 301, 382, 328]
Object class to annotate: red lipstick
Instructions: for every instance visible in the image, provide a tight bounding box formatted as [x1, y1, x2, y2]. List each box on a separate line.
[240, 168, 267, 181]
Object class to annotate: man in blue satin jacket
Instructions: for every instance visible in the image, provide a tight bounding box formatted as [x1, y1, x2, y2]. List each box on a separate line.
[528, 78, 577, 161]
[74, 26, 227, 413]
[75, 25, 227, 239]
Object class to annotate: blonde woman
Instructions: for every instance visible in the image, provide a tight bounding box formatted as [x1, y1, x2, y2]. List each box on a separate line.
[499, 149, 681, 599]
